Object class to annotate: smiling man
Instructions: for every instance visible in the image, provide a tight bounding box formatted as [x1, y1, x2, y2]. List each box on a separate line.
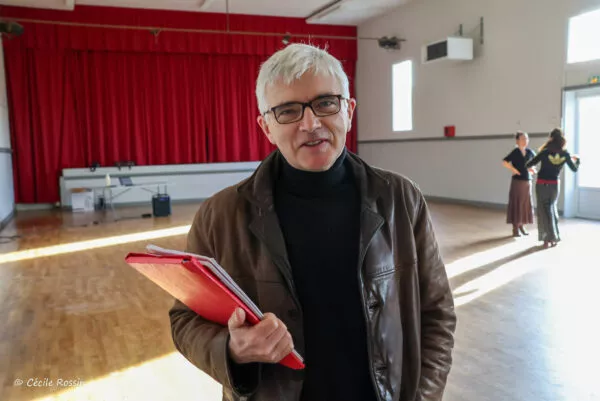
[169, 43, 456, 401]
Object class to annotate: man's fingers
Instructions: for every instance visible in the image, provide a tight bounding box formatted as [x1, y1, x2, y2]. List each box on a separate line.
[265, 322, 288, 346]
[265, 317, 288, 340]
[252, 314, 282, 338]
[227, 310, 296, 365]
[268, 332, 294, 363]
[227, 308, 246, 331]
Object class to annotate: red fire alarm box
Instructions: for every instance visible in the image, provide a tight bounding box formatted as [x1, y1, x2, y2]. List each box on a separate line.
[444, 126, 456, 138]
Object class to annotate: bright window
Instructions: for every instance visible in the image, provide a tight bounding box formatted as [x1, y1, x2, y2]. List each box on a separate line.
[568, 8, 600, 64]
[392, 60, 413, 131]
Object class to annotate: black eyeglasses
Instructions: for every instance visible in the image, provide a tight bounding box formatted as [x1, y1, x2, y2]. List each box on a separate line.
[263, 95, 347, 124]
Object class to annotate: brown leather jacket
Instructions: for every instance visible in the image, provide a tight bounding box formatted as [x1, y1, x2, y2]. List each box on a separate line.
[169, 150, 456, 401]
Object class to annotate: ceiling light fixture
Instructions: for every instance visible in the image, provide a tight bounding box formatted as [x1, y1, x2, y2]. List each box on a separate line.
[199, 0, 218, 10]
[306, 0, 344, 24]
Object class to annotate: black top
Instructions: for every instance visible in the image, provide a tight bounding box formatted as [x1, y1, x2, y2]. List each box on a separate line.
[274, 149, 377, 401]
[526, 148, 580, 181]
[503, 147, 536, 181]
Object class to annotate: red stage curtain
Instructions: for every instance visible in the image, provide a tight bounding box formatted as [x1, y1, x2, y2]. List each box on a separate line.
[1, 6, 357, 203]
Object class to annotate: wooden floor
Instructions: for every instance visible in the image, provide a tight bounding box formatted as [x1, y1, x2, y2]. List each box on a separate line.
[0, 201, 599, 401]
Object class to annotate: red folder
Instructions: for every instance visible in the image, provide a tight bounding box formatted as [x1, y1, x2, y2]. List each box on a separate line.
[125, 250, 305, 370]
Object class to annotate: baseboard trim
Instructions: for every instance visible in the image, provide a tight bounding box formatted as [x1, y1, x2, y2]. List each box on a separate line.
[0, 208, 15, 232]
[16, 203, 55, 211]
[425, 195, 507, 210]
[358, 132, 548, 145]
[425, 195, 565, 216]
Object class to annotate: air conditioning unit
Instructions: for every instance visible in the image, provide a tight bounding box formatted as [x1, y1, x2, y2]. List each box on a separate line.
[422, 37, 473, 64]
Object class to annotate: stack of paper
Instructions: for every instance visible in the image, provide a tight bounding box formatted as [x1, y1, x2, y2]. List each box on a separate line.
[147, 244, 264, 319]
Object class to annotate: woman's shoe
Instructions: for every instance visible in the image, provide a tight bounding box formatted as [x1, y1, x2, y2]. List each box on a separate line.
[519, 226, 529, 236]
[543, 241, 550, 249]
[513, 226, 522, 237]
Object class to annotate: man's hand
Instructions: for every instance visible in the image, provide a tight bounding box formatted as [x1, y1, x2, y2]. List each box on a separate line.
[227, 308, 294, 365]
[528, 167, 537, 175]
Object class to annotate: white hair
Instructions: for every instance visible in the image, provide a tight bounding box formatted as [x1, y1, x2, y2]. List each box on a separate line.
[255, 43, 350, 113]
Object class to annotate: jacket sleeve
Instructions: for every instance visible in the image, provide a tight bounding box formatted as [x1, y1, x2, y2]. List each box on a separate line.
[564, 151, 580, 172]
[168, 202, 261, 397]
[502, 148, 515, 163]
[413, 192, 457, 401]
[526, 150, 544, 168]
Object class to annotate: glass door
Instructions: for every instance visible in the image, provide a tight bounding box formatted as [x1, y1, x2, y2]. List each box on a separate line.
[575, 91, 600, 219]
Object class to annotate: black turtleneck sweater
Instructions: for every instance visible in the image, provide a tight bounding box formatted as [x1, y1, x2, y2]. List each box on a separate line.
[274, 150, 377, 401]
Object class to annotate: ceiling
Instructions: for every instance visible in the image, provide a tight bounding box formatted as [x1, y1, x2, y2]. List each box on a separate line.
[0, 0, 410, 25]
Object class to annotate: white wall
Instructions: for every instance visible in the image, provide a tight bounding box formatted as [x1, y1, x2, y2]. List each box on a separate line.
[356, 0, 600, 205]
[359, 137, 548, 205]
[0, 37, 15, 227]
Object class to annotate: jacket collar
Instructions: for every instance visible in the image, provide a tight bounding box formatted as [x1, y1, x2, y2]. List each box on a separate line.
[237, 148, 389, 212]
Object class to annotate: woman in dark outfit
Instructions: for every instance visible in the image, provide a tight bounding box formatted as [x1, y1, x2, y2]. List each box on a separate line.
[502, 131, 536, 237]
[526, 128, 580, 248]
